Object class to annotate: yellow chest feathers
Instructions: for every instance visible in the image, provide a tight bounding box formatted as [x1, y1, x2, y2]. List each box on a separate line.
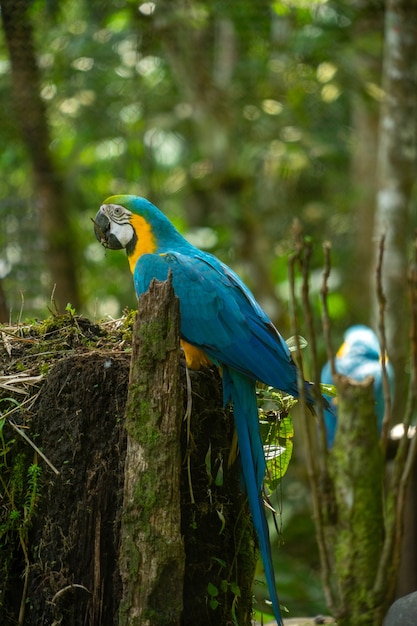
[127, 214, 157, 273]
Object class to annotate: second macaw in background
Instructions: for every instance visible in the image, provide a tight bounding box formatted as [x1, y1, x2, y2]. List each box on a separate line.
[321, 325, 394, 448]
[93, 194, 331, 626]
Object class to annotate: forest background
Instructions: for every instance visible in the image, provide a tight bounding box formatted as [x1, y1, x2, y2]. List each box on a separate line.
[0, 0, 416, 617]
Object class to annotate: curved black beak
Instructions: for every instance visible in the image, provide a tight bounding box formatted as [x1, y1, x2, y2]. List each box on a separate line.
[92, 209, 124, 250]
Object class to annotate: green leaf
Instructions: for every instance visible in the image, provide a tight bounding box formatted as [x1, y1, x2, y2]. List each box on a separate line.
[286, 335, 308, 352]
[205, 442, 213, 484]
[207, 582, 218, 598]
[209, 598, 219, 610]
[214, 457, 223, 487]
[230, 581, 241, 597]
[260, 413, 294, 490]
[216, 507, 226, 535]
[257, 385, 295, 487]
[320, 383, 337, 398]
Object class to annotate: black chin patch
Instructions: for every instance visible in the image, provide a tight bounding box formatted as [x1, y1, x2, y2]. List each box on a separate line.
[106, 233, 124, 250]
[126, 229, 138, 257]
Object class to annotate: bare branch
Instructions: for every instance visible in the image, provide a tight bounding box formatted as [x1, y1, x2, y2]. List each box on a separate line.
[8, 419, 60, 476]
[320, 242, 336, 379]
[288, 245, 335, 611]
[375, 234, 392, 454]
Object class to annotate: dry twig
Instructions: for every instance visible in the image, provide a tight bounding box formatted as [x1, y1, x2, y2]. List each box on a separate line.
[375, 235, 392, 454]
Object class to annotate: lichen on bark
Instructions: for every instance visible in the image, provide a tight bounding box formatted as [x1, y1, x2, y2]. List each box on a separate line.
[119, 277, 185, 626]
[328, 374, 384, 625]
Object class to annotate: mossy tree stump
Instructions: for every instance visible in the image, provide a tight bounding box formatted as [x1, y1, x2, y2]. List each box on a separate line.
[119, 277, 185, 626]
[0, 279, 256, 626]
[328, 375, 384, 625]
[119, 276, 257, 626]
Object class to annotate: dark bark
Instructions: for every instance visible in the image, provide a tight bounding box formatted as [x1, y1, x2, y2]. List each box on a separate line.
[0, 0, 81, 311]
[0, 302, 256, 624]
[19, 352, 129, 626]
[180, 370, 257, 626]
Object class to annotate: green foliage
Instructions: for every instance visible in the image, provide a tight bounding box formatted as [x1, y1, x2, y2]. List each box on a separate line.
[257, 386, 297, 490]
[0, 0, 371, 328]
[207, 576, 241, 623]
[0, 1, 391, 618]
[65, 302, 76, 316]
[320, 382, 337, 397]
[205, 441, 224, 487]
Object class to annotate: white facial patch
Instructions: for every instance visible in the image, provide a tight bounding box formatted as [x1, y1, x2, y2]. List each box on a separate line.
[101, 204, 134, 249]
[109, 220, 134, 248]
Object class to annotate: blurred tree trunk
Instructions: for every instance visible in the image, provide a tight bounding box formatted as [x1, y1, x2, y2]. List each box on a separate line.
[0, 0, 80, 312]
[149, 1, 281, 321]
[349, 1, 384, 319]
[372, 0, 417, 421]
[350, 101, 379, 317]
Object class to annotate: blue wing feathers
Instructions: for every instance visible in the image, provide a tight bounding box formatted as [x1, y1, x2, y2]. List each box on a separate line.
[134, 250, 307, 400]
[223, 368, 282, 624]
[133, 247, 305, 626]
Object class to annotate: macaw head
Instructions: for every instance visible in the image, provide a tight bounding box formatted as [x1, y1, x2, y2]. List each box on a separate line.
[93, 194, 182, 272]
[321, 324, 395, 446]
[337, 325, 381, 361]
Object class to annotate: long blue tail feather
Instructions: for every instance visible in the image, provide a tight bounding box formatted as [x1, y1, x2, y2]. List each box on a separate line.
[223, 367, 283, 626]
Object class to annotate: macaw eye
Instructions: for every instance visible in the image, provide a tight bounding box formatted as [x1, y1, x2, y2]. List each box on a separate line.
[113, 206, 123, 217]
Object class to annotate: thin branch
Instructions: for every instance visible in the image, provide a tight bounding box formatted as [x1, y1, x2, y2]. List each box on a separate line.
[376, 234, 392, 454]
[390, 236, 417, 589]
[288, 248, 334, 611]
[393, 238, 417, 467]
[300, 239, 328, 461]
[407, 236, 417, 406]
[320, 242, 336, 379]
[8, 419, 60, 475]
[184, 363, 195, 504]
[319, 242, 335, 456]
[50, 584, 91, 604]
[374, 236, 417, 598]
[17, 523, 30, 626]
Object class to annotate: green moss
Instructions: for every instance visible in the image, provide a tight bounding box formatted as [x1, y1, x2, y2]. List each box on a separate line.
[39, 363, 50, 376]
[329, 378, 385, 624]
[120, 309, 136, 344]
[0, 449, 42, 611]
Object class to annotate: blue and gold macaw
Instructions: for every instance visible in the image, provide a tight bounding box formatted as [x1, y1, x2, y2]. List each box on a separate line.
[94, 194, 321, 625]
[321, 325, 395, 447]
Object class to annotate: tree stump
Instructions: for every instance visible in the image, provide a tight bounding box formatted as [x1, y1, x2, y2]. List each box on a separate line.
[0, 281, 257, 625]
[327, 374, 384, 625]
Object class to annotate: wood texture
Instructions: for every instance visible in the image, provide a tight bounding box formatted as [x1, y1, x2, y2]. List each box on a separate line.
[119, 276, 185, 626]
